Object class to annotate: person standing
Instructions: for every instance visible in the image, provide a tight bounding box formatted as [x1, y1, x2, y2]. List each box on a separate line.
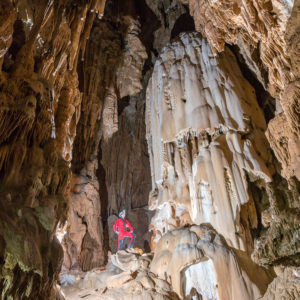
[113, 210, 136, 250]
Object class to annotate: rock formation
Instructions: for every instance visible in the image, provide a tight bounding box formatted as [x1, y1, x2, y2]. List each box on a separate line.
[146, 32, 270, 250]
[63, 1, 153, 271]
[177, 0, 300, 273]
[0, 0, 106, 298]
[150, 225, 274, 299]
[182, 0, 300, 182]
[182, 0, 300, 198]
[0, 0, 299, 299]
[146, 31, 299, 298]
[259, 266, 300, 300]
[60, 249, 179, 300]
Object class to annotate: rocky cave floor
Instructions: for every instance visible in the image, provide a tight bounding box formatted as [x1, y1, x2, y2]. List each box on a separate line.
[59, 248, 179, 300]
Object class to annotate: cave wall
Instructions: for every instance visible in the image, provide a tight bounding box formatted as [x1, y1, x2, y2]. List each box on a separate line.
[62, 14, 123, 271]
[63, 0, 196, 268]
[181, 0, 300, 274]
[63, 0, 154, 269]
[146, 32, 271, 250]
[182, 0, 300, 181]
[145, 1, 300, 298]
[0, 0, 106, 298]
[146, 31, 277, 298]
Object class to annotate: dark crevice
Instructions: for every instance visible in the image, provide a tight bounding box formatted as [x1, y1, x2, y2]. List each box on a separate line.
[171, 13, 195, 39]
[10, 19, 26, 59]
[77, 51, 85, 93]
[135, 0, 161, 75]
[118, 95, 130, 116]
[228, 44, 276, 123]
[2, 19, 26, 72]
[97, 147, 109, 253]
[159, 2, 168, 28]
[246, 174, 269, 240]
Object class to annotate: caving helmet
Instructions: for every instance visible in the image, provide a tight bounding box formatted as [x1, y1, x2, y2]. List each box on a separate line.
[119, 209, 126, 218]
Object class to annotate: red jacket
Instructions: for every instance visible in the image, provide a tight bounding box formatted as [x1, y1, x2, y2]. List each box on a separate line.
[113, 218, 133, 239]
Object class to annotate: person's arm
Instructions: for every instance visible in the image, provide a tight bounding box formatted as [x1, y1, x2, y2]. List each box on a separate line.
[126, 220, 133, 232]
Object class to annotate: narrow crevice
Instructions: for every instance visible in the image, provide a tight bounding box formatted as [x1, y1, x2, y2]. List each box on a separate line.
[228, 44, 276, 123]
[118, 95, 130, 116]
[97, 147, 109, 254]
[135, 0, 161, 75]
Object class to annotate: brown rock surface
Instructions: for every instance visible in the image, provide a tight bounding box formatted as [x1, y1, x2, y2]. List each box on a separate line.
[62, 171, 105, 272]
[259, 267, 300, 300]
[64, 2, 152, 271]
[0, 0, 105, 298]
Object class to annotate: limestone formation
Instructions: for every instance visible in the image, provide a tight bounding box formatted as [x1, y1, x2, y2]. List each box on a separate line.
[61, 249, 179, 300]
[150, 225, 274, 299]
[62, 171, 105, 272]
[259, 267, 300, 300]
[146, 31, 300, 297]
[182, 0, 300, 181]
[64, 9, 152, 271]
[146, 32, 272, 251]
[0, 0, 106, 298]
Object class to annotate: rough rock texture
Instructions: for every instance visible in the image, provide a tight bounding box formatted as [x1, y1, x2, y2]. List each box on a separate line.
[183, 0, 300, 181]
[62, 15, 123, 272]
[62, 171, 105, 272]
[150, 225, 274, 299]
[0, 0, 106, 298]
[146, 32, 272, 251]
[177, 0, 300, 271]
[1, 0, 300, 299]
[146, 31, 299, 297]
[63, 2, 153, 271]
[259, 267, 300, 300]
[145, 0, 188, 51]
[61, 249, 179, 300]
[101, 90, 151, 217]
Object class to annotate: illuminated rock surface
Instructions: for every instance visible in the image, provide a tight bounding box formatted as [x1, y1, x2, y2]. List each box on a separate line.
[61, 249, 179, 300]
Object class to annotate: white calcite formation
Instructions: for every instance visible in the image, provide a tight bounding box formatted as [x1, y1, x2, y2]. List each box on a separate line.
[146, 32, 276, 297]
[150, 225, 273, 299]
[146, 32, 272, 250]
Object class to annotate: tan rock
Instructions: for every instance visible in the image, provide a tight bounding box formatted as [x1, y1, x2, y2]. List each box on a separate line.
[183, 0, 300, 181]
[146, 32, 271, 252]
[150, 226, 274, 299]
[62, 249, 179, 300]
[106, 271, 133, 288]
[0, 0, 106, 298]
[111, 249, 141, 272]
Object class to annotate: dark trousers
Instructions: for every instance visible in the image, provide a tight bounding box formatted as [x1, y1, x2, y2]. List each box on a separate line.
[118, 232, 136, 250]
